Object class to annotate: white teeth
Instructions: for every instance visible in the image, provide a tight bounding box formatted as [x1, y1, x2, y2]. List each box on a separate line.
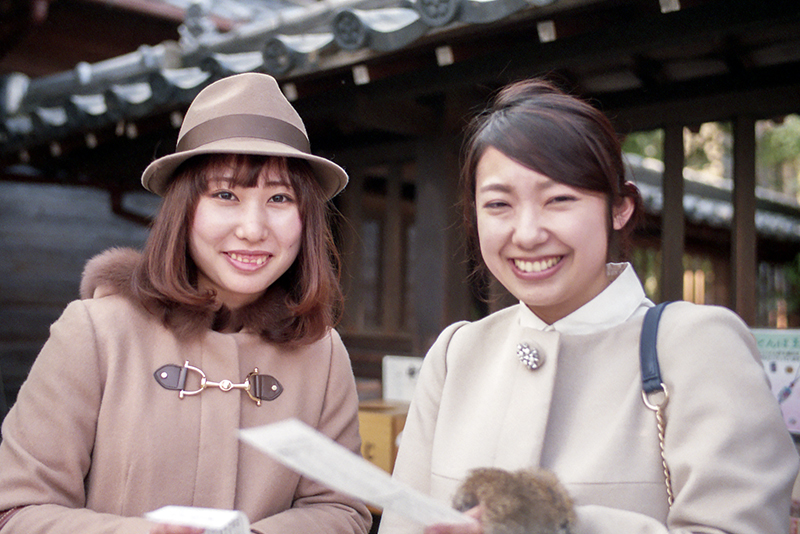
[515, 257, 561, 273]
[229, 253, 266, 265]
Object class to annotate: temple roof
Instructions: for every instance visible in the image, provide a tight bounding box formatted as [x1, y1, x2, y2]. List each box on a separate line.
[3, 0, 800, 161]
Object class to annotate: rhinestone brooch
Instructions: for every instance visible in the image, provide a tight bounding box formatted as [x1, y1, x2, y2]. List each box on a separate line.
[517, 343, 544, 370]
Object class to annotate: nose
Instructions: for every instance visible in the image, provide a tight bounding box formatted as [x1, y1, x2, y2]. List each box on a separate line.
[234, 202, 269, 242]
[511, 206, 548, 249]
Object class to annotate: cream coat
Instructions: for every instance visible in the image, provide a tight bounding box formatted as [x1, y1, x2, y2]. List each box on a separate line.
[0, 252, 371, 534]
[379, 301, 798, 534]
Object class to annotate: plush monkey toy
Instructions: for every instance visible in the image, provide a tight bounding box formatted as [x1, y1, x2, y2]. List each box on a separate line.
[451, 467, 576, 534]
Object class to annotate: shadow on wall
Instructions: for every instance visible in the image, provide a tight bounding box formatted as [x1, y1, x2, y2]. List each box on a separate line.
[0, 180, 159, 411]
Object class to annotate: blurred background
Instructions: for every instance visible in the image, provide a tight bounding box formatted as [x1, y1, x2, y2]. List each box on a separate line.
[2, 0, 800, 413]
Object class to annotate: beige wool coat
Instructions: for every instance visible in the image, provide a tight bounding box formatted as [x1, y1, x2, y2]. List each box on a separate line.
[379, 301, 799, 534]
[0, 249, 371, 534]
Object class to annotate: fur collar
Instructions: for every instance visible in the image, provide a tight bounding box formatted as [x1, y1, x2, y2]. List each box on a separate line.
[80, 247, 141, 301]
[79, 247, 294, 340]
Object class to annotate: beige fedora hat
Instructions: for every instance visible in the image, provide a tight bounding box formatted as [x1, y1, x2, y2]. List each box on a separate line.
[141, 72, 348, 199]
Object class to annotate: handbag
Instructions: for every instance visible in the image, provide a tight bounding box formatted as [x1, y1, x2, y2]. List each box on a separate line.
[640, 301, 674, 507]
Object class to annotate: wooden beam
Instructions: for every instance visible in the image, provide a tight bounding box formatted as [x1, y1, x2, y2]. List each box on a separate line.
[353, 95, 439, 136]
[731, 115, 757, 325]
[611, 83, 800, 133]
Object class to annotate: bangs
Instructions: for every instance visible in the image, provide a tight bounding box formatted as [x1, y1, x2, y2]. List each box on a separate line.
[479, 110, 607, 195]
[196, 154, 294, 190]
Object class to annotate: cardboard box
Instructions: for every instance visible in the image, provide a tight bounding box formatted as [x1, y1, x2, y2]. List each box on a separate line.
[358, 400, 409, 473]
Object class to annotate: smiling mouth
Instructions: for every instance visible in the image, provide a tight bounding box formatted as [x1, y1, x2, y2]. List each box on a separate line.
[228, 252, 268, 265]
[514, 256, 562, 273]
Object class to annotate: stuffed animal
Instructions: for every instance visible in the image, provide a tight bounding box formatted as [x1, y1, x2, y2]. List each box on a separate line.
[451, 467, 576, 534]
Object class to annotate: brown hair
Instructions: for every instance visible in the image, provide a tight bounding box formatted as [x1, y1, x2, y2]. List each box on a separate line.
[461, 78, 643, 278]
[132, 154, 343, 345]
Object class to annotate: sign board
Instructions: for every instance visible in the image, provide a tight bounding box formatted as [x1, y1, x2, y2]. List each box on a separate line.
[753, 329, 800, 434]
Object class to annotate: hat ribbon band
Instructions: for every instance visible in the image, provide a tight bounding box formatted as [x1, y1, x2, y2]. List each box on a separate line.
[177, 114, 310, 154]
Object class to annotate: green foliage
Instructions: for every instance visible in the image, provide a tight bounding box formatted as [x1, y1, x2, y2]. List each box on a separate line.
[759, 116, 800, 165]
[622, 129, 664, 161]
[756, 115, 800, 198]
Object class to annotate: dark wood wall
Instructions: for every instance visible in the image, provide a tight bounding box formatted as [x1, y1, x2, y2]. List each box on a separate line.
[0, 181, 157, 409]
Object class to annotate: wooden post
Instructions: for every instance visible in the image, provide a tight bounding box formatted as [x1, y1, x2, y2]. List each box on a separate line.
[382, 168, 404, 330]
[339, 173, 366, 331]
[411, 135, 465, 353]
[732, 115, 757, 325]
[661, 123, 685, 303]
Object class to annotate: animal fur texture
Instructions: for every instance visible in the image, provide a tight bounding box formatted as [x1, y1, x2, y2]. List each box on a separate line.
[451, 467, 576, 534]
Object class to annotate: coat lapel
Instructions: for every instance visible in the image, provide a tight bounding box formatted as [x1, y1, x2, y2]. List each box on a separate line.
[493, 324, 560, 470]
[433, 307, 561, 479]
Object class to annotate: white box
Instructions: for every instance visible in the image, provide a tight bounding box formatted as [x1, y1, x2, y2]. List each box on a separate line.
[145, 506, 249, 534]
[382, 355, 423, 403]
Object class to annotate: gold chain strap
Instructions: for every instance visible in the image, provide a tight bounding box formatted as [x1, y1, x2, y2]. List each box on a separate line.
[643, 385, 674, 507]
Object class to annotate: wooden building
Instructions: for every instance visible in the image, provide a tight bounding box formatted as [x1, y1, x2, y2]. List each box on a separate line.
[2, 0, 800, 409]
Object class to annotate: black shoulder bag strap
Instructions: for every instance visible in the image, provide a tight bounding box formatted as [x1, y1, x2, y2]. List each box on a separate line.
[640, 301, 674, 507]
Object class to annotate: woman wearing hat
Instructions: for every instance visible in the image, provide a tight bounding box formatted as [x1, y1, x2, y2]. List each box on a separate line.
[0, 73, 372, 534]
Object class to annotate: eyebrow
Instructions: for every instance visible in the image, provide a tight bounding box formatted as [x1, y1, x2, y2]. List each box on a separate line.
[262, 178, 293, 187]
[476, 179, 559, 195]
[476, 182, 513, 195]
[207, 177, 293, 189]
[206, 177, 234, 187]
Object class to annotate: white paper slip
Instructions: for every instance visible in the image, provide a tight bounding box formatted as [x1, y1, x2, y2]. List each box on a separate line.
[239, 418, 474, 527]
[145, 505, 250, 534]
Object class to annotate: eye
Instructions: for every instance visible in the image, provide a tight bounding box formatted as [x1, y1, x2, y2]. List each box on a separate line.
[269, 192, 295, 203]
[483, 200, 510, 210]
[548, 194, 577, 204]
[211, 190, 237, 201]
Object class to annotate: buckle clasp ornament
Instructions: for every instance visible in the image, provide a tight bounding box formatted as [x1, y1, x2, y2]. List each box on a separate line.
[176, 361, 211, 398]
[154, 361, 282, 406]
[517, 343, 544, 370]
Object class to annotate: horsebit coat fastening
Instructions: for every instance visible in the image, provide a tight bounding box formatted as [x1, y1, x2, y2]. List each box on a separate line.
[154, 361, 283, 406]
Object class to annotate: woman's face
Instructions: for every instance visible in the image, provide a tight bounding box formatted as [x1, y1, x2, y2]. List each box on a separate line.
[189, 166, 303, 310]
[475, 147, 632, 324]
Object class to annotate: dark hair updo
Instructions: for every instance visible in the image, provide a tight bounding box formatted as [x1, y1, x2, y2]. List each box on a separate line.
[461, 78, 643, 276]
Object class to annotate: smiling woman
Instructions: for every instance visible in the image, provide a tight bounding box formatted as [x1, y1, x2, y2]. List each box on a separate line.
[136, 152, 336, 342]
[189, 157, 304, 311]
[0, 73, 372, 534]
[378, 78, 799, 534]
[474, 146, 634, 324]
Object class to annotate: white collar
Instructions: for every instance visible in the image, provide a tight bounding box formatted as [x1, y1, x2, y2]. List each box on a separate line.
[517, 262, 653, 335]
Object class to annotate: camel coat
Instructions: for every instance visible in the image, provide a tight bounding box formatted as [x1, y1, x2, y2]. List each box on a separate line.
[0, 250, 371, 534]
[379, 298, 798, 534]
